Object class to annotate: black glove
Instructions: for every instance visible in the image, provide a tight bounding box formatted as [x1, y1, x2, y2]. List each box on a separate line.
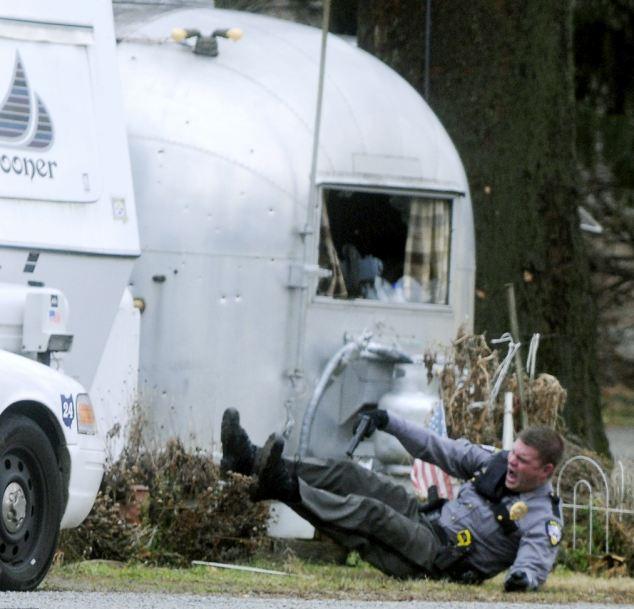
[352, 408, 389, 438]
[504, 570, 530, 592]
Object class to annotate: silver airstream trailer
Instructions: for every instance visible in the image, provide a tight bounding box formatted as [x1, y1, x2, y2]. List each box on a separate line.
[113, 3, 476, 459]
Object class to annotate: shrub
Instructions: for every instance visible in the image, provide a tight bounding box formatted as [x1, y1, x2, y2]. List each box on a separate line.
[59, 434, 269, 565]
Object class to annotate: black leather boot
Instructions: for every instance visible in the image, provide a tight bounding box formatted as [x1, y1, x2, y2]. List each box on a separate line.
[220, 408, 258, 475]
[249, 433, 299, 503]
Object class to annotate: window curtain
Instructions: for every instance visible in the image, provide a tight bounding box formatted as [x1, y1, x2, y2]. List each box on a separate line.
[403, 199, 451, 303]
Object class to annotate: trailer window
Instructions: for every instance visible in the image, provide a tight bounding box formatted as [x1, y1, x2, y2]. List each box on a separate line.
[317, 189, 451, 304]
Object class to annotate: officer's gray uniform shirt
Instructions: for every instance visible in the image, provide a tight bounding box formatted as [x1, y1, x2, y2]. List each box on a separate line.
[386, 414, 562, 588]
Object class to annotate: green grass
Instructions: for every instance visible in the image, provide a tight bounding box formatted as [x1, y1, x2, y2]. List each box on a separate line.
[602, 385, 634, 427]
[42, 558, 634, 603]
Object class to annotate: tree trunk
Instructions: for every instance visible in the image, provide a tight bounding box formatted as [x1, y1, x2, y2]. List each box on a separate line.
[358, 1, 609, 453]
[357, 0, 425, 93]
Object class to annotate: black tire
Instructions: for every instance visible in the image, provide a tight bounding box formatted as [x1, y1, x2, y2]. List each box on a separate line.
[0, 414, 63, 591]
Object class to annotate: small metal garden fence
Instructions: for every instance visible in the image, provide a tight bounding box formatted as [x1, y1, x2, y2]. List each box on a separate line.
[556, 455, 634, 555]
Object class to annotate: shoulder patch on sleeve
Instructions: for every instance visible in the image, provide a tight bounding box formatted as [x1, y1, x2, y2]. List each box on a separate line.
[546, 519, 562, 546]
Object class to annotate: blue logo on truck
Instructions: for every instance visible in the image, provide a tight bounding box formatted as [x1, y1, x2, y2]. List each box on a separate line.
[0, 52, 54, 150]
[61, 394, 75, 429]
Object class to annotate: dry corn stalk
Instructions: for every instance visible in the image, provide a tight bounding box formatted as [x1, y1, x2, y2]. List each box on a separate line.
[440, 331, 501, 444]
[439, 331, 567, 445]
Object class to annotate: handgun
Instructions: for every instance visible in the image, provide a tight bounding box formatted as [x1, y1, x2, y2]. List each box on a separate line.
[345, 414, 371, 458]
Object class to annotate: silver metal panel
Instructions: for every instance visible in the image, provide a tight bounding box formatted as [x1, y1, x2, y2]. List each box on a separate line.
[132, 249, 290, 449]
[116, 7, 467, 189]
[128, 138, 296, 257]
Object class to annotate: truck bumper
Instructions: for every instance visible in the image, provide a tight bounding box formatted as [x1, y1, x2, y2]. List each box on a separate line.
[60, 441, 105, 529]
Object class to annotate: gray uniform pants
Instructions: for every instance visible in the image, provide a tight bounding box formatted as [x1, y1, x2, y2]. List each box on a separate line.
[286, 458, 441, 579]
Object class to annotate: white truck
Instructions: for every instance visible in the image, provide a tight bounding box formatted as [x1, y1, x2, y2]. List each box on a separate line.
[0, 1, 138, 589]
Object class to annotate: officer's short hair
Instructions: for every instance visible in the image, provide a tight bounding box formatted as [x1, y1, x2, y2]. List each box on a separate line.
[518, 426, 564, 467]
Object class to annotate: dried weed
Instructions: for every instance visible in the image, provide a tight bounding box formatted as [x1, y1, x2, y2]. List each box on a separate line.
[59, 407, 269, 566]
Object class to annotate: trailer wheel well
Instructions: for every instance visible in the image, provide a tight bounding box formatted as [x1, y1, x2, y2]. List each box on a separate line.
[0, 402, 70, 513]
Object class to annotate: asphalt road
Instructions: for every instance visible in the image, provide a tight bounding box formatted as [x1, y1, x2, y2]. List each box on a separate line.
[0, 595, 632, 609]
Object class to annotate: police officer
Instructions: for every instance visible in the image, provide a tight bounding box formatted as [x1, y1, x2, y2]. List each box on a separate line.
[221, 407, 564, 591]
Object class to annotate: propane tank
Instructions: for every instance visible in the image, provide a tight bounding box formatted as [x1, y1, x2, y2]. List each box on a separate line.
[373, 363, 439, 465]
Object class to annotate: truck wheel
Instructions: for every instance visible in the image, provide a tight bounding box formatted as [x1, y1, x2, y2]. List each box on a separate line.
[0, 414, 63, 591]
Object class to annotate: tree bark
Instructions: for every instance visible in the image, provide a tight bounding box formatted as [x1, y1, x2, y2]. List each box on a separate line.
[357, 0, 425, 93]
[358, 1, 609, 453]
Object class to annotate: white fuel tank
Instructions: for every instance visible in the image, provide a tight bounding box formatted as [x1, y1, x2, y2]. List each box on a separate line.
[373, 364, 440, 465]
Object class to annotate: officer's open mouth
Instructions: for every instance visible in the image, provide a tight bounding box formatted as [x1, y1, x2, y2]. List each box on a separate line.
[506, 467, 517, 484]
